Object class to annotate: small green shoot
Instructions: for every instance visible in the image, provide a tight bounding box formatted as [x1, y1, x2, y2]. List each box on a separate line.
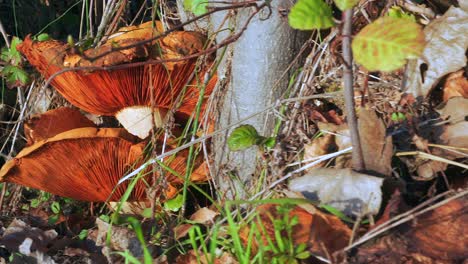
[228, 125, 275, 151]
[391, 112, 407, 122]
[78, 229, 88, 240]
[164, 194, 184, 212]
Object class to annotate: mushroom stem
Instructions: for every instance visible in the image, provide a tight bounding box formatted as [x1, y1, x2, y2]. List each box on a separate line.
[115, 106, 168, 139]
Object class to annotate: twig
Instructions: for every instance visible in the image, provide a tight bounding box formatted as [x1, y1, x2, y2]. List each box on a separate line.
[396, 151, 468, 170]
[0, 19, 10, 48]
[342, 9, 365, 171]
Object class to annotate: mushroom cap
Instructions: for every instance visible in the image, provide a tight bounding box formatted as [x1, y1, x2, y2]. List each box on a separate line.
[24, 107, 95, 145]
[17, 25, 217, 121]
[0, 126, 207, 202]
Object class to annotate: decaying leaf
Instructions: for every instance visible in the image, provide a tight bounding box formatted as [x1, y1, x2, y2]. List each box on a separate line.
[0, 219, 57, 263]
[190, 207, 219, 225]
[303, 133, 335, 170]
[317, 122, 351, 150]
[404, 6, 468, 98]
[245, 204, 351, 259]
[289, 168, 384, 215]
[443, 70, 468, 102]
[358, 108, 393, 176]
[434, 97, 468, 158]
[95, 218, 143, 261]
[353, 197, 468, 263]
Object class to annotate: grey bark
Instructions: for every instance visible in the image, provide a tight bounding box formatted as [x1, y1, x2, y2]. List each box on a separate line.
[177, 1, 306, 199]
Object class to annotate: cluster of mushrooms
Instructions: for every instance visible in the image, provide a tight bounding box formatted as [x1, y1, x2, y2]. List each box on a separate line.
[0, 21, 217, 203]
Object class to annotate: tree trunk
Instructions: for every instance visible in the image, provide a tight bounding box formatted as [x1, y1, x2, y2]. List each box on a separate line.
[206, 1, 306, 200]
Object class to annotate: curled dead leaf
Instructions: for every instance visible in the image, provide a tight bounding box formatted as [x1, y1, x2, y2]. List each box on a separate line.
[443, 70, 468, 102]
[242, 204, 351, 259]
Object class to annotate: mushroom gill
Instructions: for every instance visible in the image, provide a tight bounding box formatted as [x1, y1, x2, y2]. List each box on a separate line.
[0, 109, 208, 202]
[17, 22, 217, 139]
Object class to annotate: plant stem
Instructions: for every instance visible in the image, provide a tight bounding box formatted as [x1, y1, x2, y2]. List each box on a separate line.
[342, 9, 365, 171]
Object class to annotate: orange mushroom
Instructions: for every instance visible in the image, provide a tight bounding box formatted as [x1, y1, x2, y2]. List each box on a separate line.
[0, 110, 207, 202]
[17, 21, 217, 139]
[24, 107, 95, 145]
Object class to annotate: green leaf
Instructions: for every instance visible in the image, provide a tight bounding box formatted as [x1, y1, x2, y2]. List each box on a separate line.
[352, 16, 425, 72]
[9, 37, 23, 65]
[99, 214, 110, 223]
[184, 0, 208, 16]
[30, 199, 41, 208]
[334, 0, 359, 11]
[388, 6, 416, 22]
[288, 0, 335, 30]
[48, 215, 59, 225]
[2, 65, 30, 86]
[36, 33, 51, 42]
[78, 229, 88, 240]
[296, 250, 311, 260]
[51, 201, 61, 214]
[227, 125, 260, 151]
[164, 194, 184, 212]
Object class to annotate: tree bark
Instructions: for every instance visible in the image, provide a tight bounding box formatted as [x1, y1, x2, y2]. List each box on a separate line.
[207, 1, 306, 199]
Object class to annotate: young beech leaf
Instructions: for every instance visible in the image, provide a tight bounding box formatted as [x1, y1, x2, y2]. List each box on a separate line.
[334, 0, 359, 11]
[288, 0, 335, 30]
[228, 124, 260, 151]
[184, 0, 208, 16]
[352, 16, 425, 72]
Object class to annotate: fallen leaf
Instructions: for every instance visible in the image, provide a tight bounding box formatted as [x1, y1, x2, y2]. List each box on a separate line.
[358, 108, 393, 176]
[434, 97, 468, 158]
[404, 6, 468, 98]
[0, 219, 57, 263]
[442, 70, 468, 102]
[436, 96, 468, 124]
[95, 218, 143, 260]
[289, 168, 384, 215]
[174, 224, 193, 240]
[317, 122, 351, 150]
[353, 196, 468, 263]
[190, 207, 219, 225]
[303, 133, 335, 170]
[247, 204, 351, 258]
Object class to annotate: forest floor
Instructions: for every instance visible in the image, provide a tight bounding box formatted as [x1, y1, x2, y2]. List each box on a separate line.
[0, 1, 467, 263]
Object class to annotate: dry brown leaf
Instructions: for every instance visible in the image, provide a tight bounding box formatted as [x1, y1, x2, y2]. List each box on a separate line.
[434, 97, 468, 158]
[358, 108, 393, 176]
[303, 133, 335, 170]
[174, 224, 193, 240]
[317, 122, 351, 150]
[443, 70, 468, 102]
[404, 6, 468, 98]
[190, 207, 219, 225]
[354, 197, 468, 263]
[245, 204, 351, 258]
